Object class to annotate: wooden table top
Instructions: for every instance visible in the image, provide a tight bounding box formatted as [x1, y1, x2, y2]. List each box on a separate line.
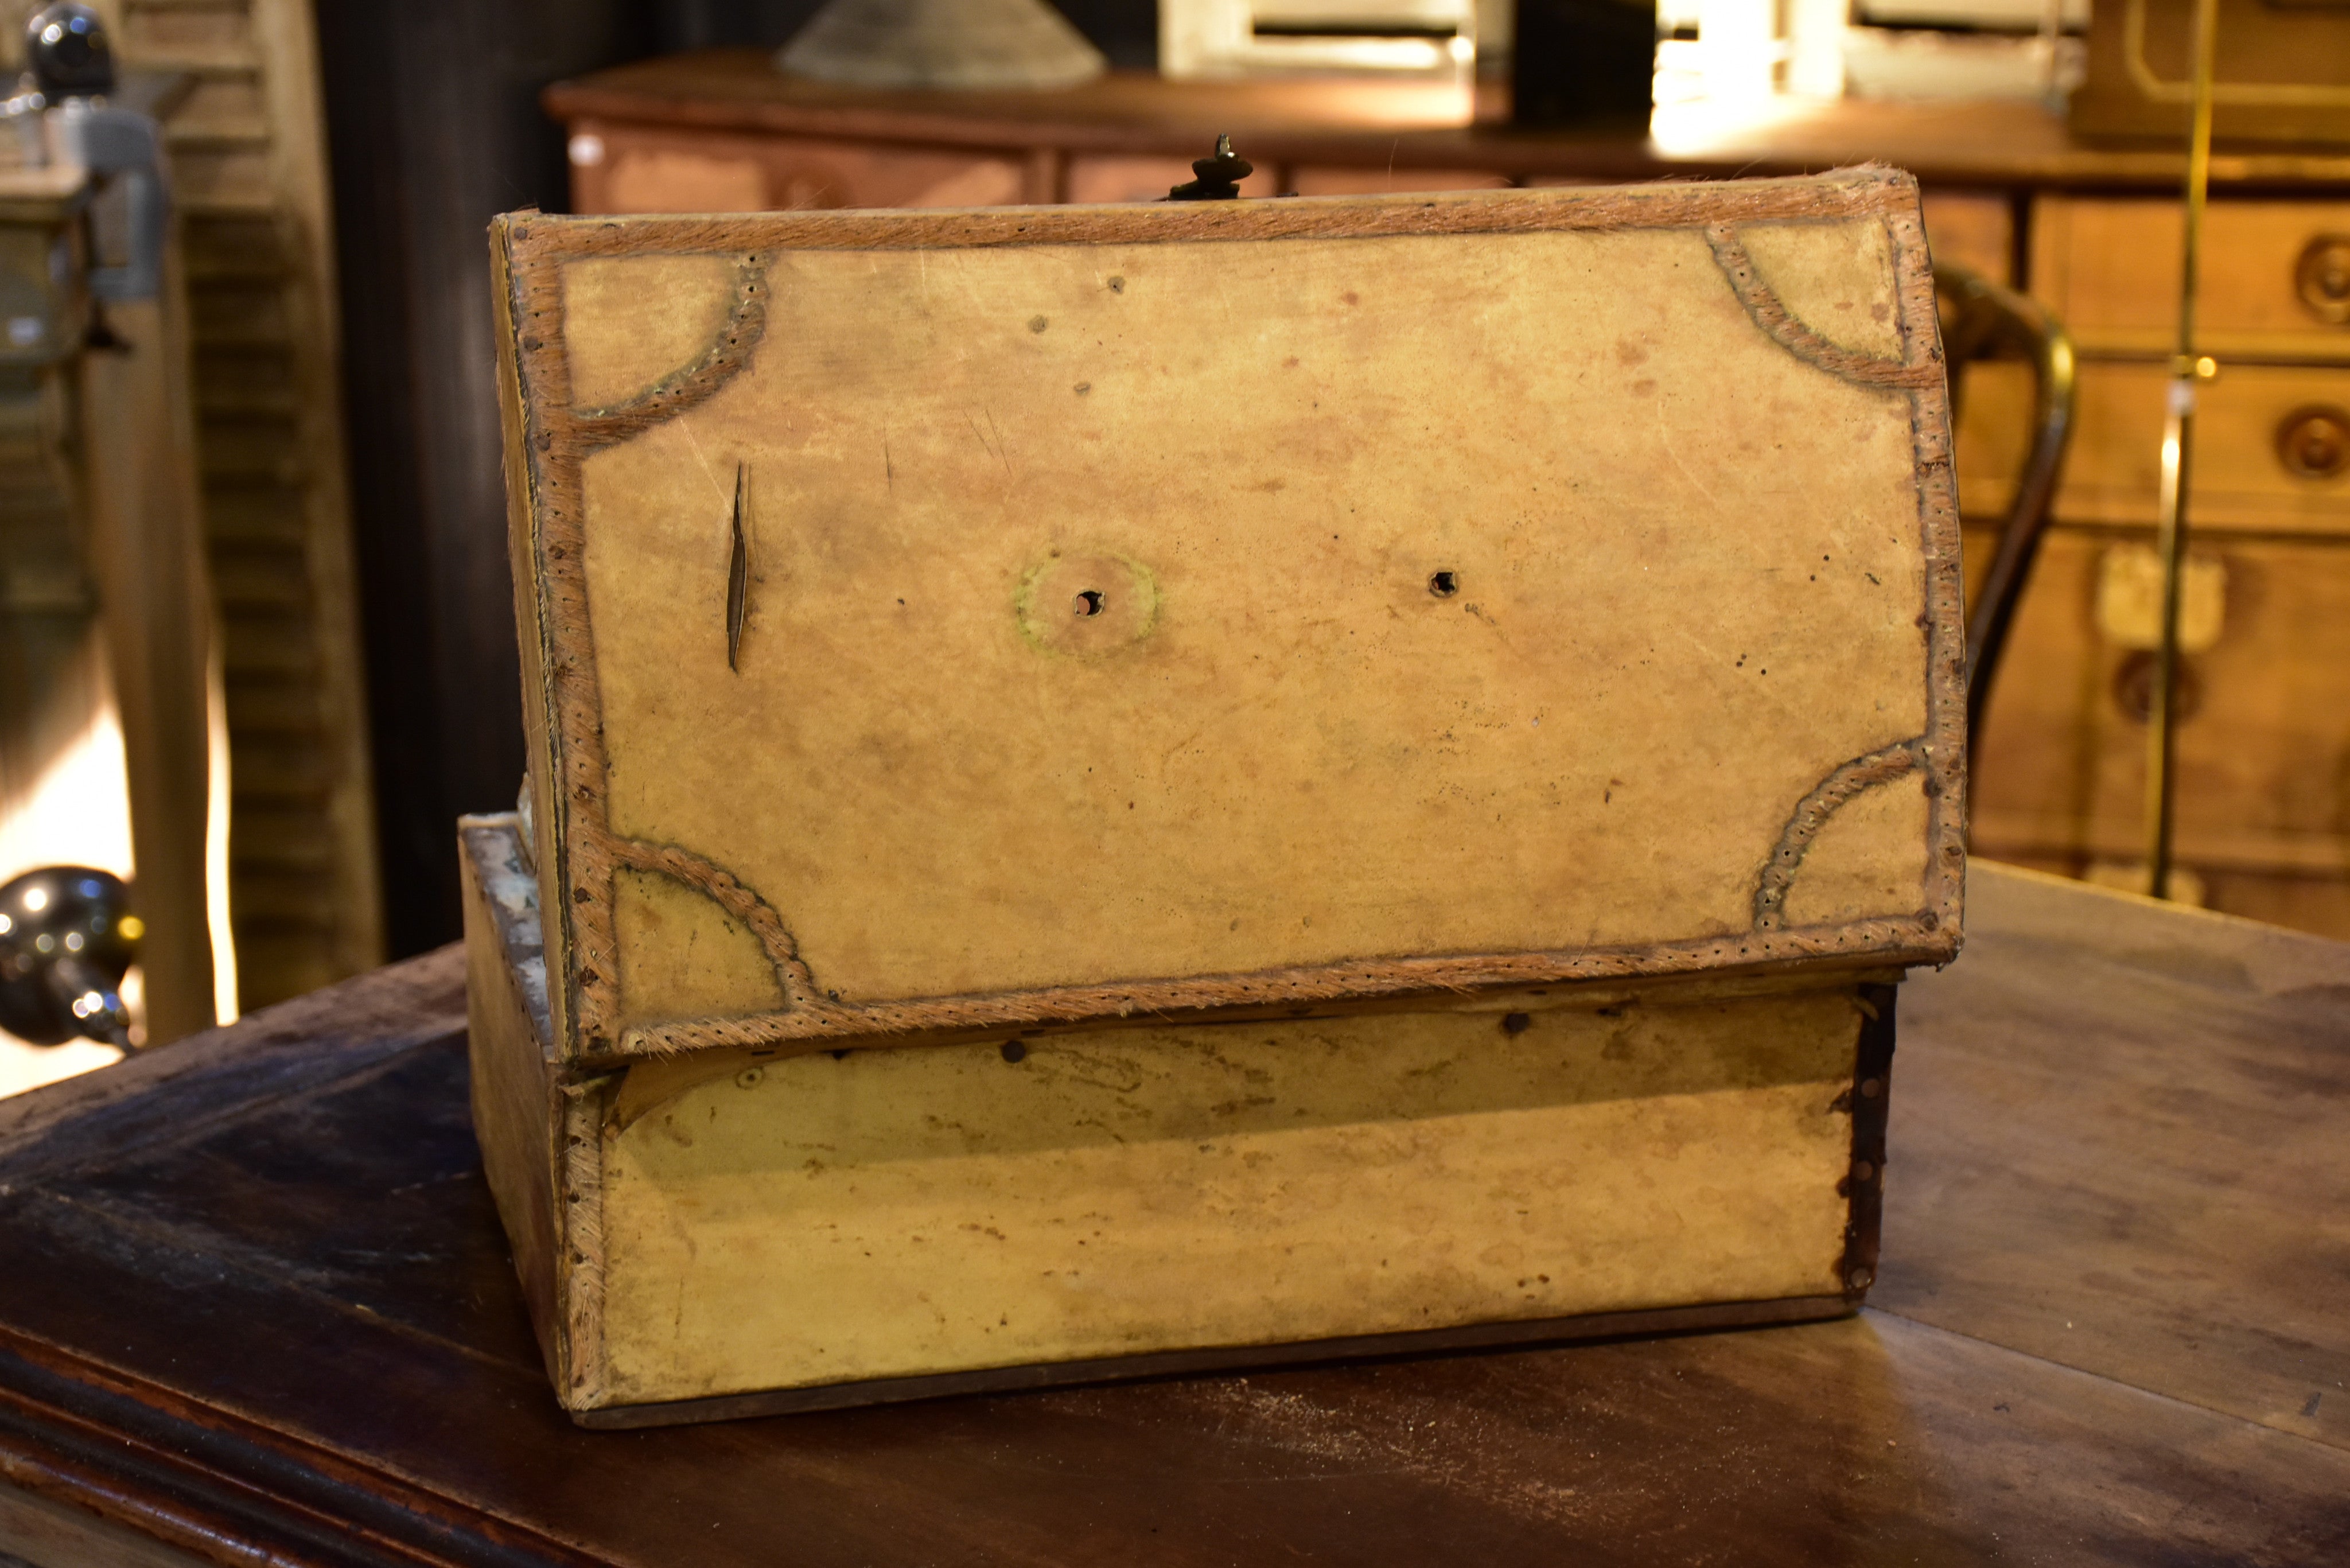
[544, 50, 2350, 193]
[0, 861, 2341, 1565]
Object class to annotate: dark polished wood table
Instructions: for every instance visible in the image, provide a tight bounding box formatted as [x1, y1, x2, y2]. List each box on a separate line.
[0, 862, 2341, 1566]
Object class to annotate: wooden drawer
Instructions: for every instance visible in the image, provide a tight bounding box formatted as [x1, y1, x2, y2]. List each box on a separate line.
[567, 122, 1027, 214]
[1920, 191, 2015, 285]
[1953, 359, 2350, 534]
[2032, 196, 2350, 354]
[1970, 528, 2350, 911]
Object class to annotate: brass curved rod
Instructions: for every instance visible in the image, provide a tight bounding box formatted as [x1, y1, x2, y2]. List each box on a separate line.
[1933, 262, 2077, 793]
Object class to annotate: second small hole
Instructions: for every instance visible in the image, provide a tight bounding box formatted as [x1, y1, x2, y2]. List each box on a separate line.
[1074, 589, 1105, 617]
[1429, 570, 1459, 597]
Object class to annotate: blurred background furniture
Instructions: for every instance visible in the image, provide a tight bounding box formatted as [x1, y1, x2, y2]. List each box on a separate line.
[2073, 0, 2350, 145]
[542, 50, 2350, 940]
[101, 0, 382, 1010]
[0, 0, 381, 1043]
[1161, 0, 1480, 84]
[777, 0, 1108, 91]
[0, 30, 223, 1059]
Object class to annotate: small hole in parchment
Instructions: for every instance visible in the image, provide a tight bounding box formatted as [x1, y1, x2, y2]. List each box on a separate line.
[1074, 590, 1105, 617]
[1429, 571, 1459, 597]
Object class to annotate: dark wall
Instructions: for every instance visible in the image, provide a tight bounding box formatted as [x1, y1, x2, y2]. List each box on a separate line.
[317, 0, 653, 958]
[644, 0, 825, 49]
[316, 0, 1160, 958]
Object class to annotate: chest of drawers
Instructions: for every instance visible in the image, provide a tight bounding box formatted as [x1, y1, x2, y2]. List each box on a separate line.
[1953, 197, 2350, 927]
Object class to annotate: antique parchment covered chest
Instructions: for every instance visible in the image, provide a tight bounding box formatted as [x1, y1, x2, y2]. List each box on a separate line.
[470, 170, 1964, 1425]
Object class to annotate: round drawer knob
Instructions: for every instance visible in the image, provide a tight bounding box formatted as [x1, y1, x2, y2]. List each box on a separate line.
[2114, 650, 2203, 725]
[2295, 235, 2350, 324]
[2276, 403, 2350, 478]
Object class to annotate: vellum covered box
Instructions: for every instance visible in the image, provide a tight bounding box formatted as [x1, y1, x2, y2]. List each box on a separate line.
[470, 170, 1964, 1427]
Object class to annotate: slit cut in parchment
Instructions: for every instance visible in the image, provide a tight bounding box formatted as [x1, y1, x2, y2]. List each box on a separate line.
[726, 462, 748, 671]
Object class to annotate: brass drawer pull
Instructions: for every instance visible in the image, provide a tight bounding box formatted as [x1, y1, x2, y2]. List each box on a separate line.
[2115, 649, 2203, 724]
[2275, 403, 2350, 479]
[2294, 235, 2350, 324]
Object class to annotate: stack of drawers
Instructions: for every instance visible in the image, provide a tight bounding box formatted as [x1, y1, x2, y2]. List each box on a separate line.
[1956, 199, 2350, 935]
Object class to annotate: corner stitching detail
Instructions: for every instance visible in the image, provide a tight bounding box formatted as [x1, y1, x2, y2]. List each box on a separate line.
[571, 253, 773, 450]
[606, 836, 819, 1014]
[1703, 225, 1942, 391]
[1754, 740, 1928, 931]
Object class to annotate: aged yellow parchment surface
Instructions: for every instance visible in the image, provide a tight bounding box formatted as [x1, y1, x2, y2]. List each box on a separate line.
[562, 218, 1933, 1015]
[597, 985, 1861, 1404]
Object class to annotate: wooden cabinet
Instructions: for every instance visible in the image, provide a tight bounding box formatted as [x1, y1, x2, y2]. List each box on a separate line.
[543, 52, 2350, 940]
[567, 124, 1036, 212]
[1952, 193, 2350, 931]
[1963, 356, 2350, 533]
